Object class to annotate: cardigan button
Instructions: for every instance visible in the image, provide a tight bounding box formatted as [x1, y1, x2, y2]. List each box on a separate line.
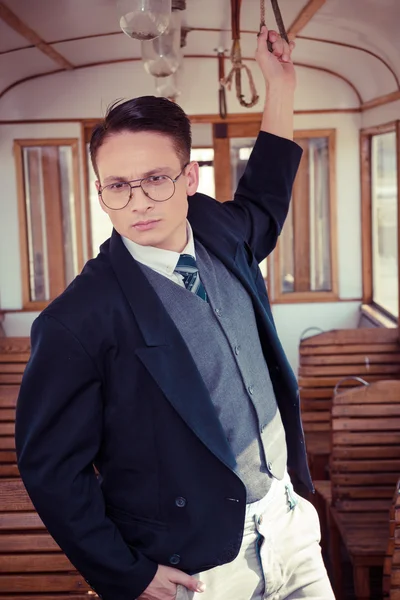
[175, 497, 187, 508]
[169, 554, 181, 565]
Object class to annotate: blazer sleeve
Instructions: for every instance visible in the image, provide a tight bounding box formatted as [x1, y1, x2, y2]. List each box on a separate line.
[220, 131, 303, 262]
[15, 314, 157, 600]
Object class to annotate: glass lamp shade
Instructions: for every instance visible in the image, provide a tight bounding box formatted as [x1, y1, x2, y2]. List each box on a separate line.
[117, 0, 171, 40]
[155, 74, 181, 100]
[141, 10, 182, 77]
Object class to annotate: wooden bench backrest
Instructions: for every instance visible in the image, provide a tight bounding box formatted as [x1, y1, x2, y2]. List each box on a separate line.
[0, 479, 90, 598]
[383, 479, 400, 598]
[330, 380, 400, 513]
[391, 483, 400, 599]
[299, 328, 400, 434]
[0, 338, 30, 479]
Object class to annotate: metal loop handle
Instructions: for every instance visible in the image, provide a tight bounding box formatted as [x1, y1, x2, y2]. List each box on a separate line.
[299, 327, 324, 341]
[333, 376, 369, 396]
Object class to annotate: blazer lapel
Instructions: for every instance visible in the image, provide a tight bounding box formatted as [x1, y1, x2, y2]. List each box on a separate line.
[108, 231, 236, 472]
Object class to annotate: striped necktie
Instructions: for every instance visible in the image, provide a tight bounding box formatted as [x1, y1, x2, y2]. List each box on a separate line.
[174, 254, 208, 302]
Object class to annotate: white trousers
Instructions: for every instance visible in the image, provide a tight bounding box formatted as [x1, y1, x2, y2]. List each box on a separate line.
[176, 473, 335, 600]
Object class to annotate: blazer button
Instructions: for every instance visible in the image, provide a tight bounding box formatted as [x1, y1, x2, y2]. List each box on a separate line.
[175, 496, 187, 508]
[169, 554, 181, 565]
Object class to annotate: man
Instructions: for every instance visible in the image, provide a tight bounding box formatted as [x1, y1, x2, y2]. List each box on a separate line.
[16, 26, 335, 600]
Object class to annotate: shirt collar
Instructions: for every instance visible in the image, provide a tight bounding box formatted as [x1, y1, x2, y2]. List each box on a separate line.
[122, 221, 195, 277]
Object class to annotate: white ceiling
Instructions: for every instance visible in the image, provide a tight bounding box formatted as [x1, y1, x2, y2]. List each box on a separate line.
[0, 0, 399, 107]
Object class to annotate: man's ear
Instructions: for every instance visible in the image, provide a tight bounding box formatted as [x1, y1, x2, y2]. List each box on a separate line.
[96, 180, 107, 213]
[186, 162, 200, 197]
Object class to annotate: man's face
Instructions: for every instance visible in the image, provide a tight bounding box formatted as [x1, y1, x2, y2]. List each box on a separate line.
[96, 131, 199, 252]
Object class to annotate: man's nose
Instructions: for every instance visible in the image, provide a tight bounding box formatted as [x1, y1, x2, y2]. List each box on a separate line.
[128, 185, 153, 211]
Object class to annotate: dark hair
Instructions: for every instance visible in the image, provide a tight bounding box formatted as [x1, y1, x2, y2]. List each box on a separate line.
[89, 96, 192, 179]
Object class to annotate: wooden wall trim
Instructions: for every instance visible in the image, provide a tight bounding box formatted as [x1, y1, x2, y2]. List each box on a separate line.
[81, 124, 93, 261]
[361, 90, 400, 112]
[0, 106, 361, 126]
[212, 124, 232, 203]
[298, 35, 400, 90]
[397, 121, 400, 329]
[13, 141, 31, 308]
[0, 2, 73, 70]
[360, 131, 372, 304]
[0, 54, 362, 105]
[287, 0, 327, 38]
[2, 28, 397, 102]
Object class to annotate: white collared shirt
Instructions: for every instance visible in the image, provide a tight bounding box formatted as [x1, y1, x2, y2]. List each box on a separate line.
[122, 221, 195, 288]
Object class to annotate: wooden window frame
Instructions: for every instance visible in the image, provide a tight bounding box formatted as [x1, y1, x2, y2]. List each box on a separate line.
[360, 120, 400, 321]
[14, 138, 84, 311]
[272, 128, 338, 304]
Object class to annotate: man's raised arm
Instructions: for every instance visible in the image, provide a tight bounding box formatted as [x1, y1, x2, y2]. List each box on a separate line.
[221, 27, 302, 262]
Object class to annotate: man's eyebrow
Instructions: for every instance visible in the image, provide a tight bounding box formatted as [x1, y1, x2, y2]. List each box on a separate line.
[103, 167, 176, 185]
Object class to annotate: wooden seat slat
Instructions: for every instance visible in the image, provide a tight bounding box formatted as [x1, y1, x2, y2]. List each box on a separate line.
[0, 386, 19, 407]
[332, 445, 400, 459]
[332, 417, 400, 431]
[299, 364, 400, 376]
[0, 364, 26, 374]
[0, 437, 16, 450]
[0, 511, 44, 530]
[0, 533, 61, 552]
[331, 459, 400, 472]
[0, 353, 30, 363]
[301, 353, 400, 366]
[332, 473, 400, 486]
[300, 329, 399, 346]
[301, 410, 331, 421]
[0, 408, 15, 421]
[0, 423, 14, 435]
[0, 596, 91, 600]
[0, 553, 75, 573]
[0, 574, 89, 593]
[300, 343, 400, 356]
[334, 380, 400, 403]
[0, 338, 30, 353]
[305, 434, 330, 455]
[0, 479, 34, 510]
[333, 404, 400, 416]
[298, 399, 332, 411]
[0, 374, 23, 384]
[333, 431, 400, 445]
[298, 375, 390, 388]
[335, 499, 394, 512]
[298, 388, 333, 399]
[0, 464, 19, 478]
[0, 450, 17, 463]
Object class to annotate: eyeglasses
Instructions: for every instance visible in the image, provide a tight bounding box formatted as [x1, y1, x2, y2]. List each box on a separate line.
[98, 164, 189, 210]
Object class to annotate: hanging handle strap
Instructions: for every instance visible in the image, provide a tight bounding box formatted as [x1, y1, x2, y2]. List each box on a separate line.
[224, 0, 259, 108]
[260, 0, 289, 52]
[218, 51, 227, 119]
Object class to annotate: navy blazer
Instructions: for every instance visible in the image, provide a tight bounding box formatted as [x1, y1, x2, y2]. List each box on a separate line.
[15, 132, 308, 600]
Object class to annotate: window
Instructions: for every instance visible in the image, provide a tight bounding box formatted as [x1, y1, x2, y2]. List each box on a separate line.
[272, 130, 337, 302]
[86, 143, 113, 258]
[211, 121, 337, 300]
[14, 139, 84, 309]
[191, 148, 215, 197]
[361, 122, 400, 319]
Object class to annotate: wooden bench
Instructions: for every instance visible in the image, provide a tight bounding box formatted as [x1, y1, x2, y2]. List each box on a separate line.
[299, 328, 400, 480]
[0, 478, 91, 598]
[383, 478, 400, 599]
[314, 380, 400, 600]
[0, 338, 97, 597]
[0, 337, 30, 479]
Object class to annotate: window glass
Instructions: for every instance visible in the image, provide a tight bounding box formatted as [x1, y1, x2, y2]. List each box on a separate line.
[371, 131, 398, 316]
